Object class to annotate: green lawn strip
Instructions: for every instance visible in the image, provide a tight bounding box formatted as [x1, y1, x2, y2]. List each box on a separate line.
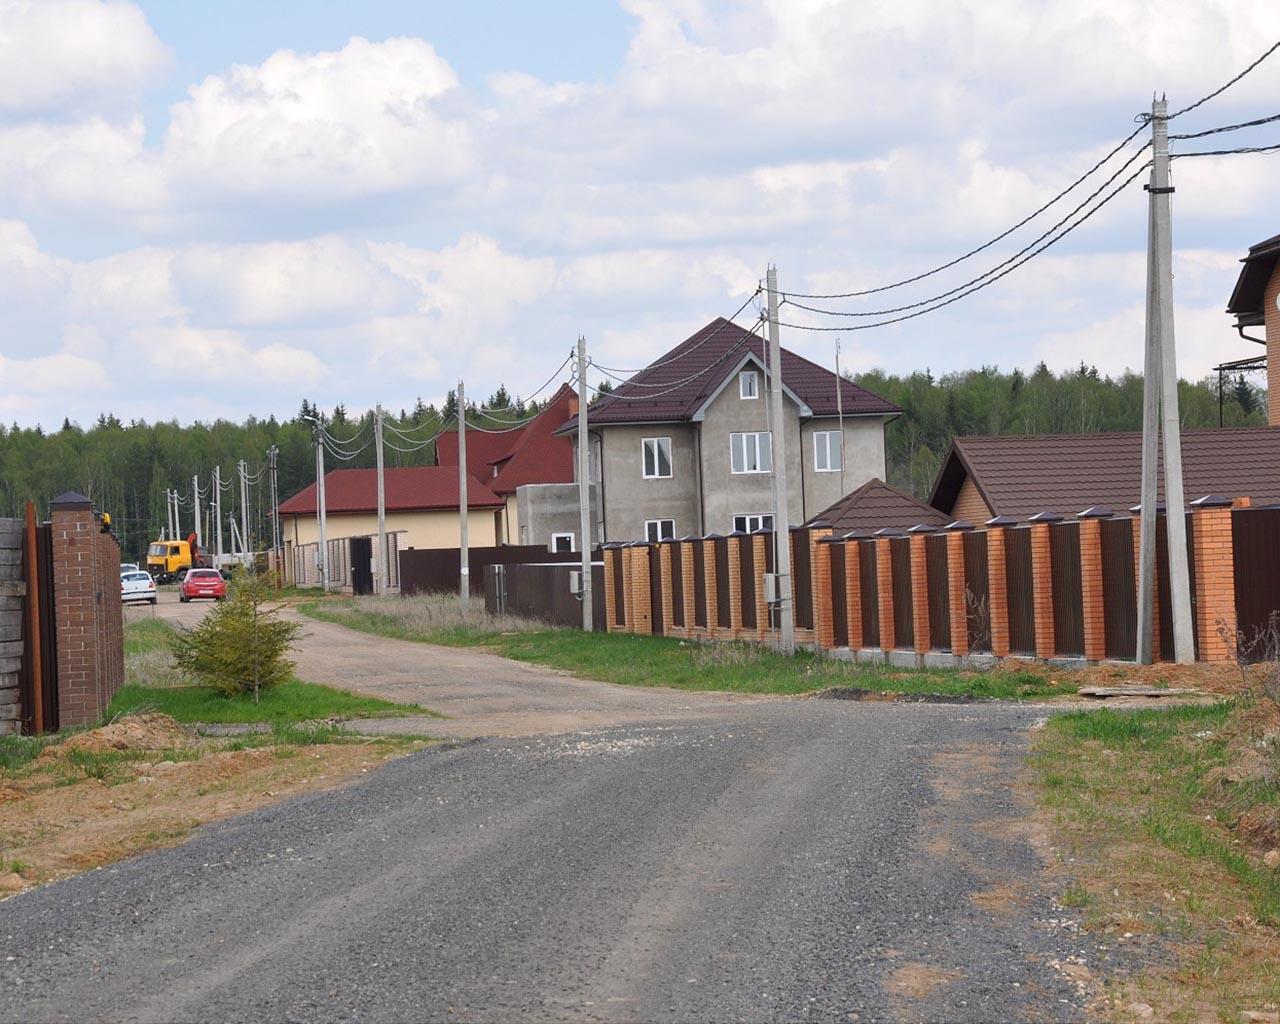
[298, 599, 1073, 700]
[107, 679, 425, 725]
[124, 616, 176, 655]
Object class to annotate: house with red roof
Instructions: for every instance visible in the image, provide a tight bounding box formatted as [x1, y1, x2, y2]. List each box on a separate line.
[557, 318, 899, 542]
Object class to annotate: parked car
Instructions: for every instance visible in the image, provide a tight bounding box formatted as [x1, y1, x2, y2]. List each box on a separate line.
[120, 562, 139, 573]
[120, 570, 157, 605]
[179, 568, 227, 603]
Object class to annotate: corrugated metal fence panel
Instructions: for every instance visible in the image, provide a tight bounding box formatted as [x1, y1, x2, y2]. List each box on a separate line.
[859, 539, 879, 647]
[692, 542, 708, 628]
[714, 538, 731, 629]
[830, 543, 848, 648]
[1233, 507, 1280, 660]
[890, 537, 913, 649]
[488, 562, 605, 631]
[399, 544, 585, 596]
[792, 529, 813, 630]
[1100, 518, 1136, 660]
[739, 536, 756, 629]
[670, 542, 685, 627]
[649, 548, 664, 635]
[611, 548, 626, 626]
[1156, 513, 1197, 661]
[1049, 521, 1084, 657]
[1004, 527, 1036, 656]
[16, 523, 58, 734]
[962, 530, 991, 652]
[925, 533, 950, 652]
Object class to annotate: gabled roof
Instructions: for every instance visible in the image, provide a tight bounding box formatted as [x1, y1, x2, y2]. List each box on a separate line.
[278, 467, 503, 517]
[1226, 231, 1280, 330]
[435, 425, 522, 480]
[559, 317, 898, 431]
[808, 478, 951, 533]
[489, 384, 577, 494]
[929, 428, 1280, 520]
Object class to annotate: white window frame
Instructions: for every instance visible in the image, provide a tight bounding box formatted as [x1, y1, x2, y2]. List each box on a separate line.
[730, 431, 772, 474]
[813, 430, 843, 473]
[550, 532, 576, 553]
[644, 518, 675, 543]
[642, 436, 673, 479]
[733, 513, 774, 533]
[738, 370, 759, 400]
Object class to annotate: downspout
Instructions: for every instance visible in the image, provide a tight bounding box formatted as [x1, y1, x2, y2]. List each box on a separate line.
[695, 427, 706, 534]
[798, 416, 808, 522]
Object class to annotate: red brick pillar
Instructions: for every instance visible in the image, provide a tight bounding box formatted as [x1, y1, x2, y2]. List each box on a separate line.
[630, 545, 653, 635]
[810, 527, 835, 649]
[50, 492, 124, 730]
[986, 518, 1013, 659]
[1190, 495, 1236, 662]
[1078, 511, 1107, 662]
[753, 534, 769, 641]
[845, 539, 864, 651]
[680, 540, 697, 639]
[620, 546, 636, 633]
[603, 545, 620, 632]
[658, 542, 674, 637]
[909, 530, 931, 654]
[726, 536, 743, 637]
[876, 535, 895, 650]
[945, 527, 970, 658]
[702, 538, 719, 639]
[1029, 517, 1057, 660]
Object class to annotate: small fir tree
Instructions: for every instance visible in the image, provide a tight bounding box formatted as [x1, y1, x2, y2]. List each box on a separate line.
[169, 572, 301, 702]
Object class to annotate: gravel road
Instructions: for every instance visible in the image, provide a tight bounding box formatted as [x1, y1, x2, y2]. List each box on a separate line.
[0, 700, 1124, 1023]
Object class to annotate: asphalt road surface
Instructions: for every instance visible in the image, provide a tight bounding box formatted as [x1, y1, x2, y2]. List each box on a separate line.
[0, 697, 1121, 1022]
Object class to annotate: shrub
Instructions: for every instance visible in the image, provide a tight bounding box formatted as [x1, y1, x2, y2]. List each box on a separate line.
[169, 572, 301, 702]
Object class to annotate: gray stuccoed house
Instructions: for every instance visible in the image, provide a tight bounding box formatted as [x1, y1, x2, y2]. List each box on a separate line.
[556, 317, 900, 543]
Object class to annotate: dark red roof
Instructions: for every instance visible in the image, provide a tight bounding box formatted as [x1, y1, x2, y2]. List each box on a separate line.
[489, 385, 577, 494]
[559, 318, 898, 430]
[278, 467, 502, 517]
[435, 425, 522, 481]
[929, 427, 1280, 520]
[809, 478, 951, 532]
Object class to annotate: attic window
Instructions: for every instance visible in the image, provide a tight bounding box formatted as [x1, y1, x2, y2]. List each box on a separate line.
[739, 370, 759, 400]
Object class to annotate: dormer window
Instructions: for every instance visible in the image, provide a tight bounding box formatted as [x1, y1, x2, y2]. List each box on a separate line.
[739, 370, 759, 399]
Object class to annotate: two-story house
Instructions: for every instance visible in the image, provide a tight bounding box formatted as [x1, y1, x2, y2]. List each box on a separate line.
[556, 317, 899, 542]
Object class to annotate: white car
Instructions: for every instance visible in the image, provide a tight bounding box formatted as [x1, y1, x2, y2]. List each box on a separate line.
[120, 563, 139, 573]
[120, 570, 157, 605]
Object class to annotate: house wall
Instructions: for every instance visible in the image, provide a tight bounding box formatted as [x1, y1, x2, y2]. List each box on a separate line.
[952, 476, 992, 523]
[799, 416, 888, 520]
[596, 423, 701, 541]
[516, 482, 601, 549]
[1267, 263, 1280, 426]
[283, 508, 500, 551]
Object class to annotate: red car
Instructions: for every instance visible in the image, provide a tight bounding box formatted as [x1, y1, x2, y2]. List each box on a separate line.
[179, 568, 227, 603]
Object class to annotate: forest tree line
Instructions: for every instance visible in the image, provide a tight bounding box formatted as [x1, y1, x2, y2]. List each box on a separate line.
[0, 364, 1264, 560]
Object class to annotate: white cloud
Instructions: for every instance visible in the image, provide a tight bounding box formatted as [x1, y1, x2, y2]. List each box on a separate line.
[129, 324, 327, 385]
[0, 348, 110, 393]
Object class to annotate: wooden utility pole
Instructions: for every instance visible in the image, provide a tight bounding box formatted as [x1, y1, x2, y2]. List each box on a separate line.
[577, 336, 593, 631]
[765, 265, 795, 654]
[457, 380, 470, 611]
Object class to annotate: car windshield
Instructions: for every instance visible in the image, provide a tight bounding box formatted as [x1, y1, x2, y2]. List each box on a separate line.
[124, 572, 150, 582]
[148, 544, 165, 557]
[189, 571, 219, 579]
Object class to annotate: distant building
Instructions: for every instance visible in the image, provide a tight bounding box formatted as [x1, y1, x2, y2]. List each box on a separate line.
[808, 477, 950, 533]
[1226, 231, 1280, 424]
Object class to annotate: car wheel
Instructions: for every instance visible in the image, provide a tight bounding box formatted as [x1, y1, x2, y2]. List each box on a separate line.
[149, 598, 157, 605]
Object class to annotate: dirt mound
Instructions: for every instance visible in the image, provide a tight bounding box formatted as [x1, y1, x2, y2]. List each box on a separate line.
[41, 714, 193, 759]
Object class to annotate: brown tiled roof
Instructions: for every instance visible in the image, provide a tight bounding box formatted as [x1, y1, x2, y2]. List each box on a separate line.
[809, 478, 951, 533]
[488, 384, 577, 494]
[435, 425, 523, 480]
[929, 427, 1280, 520]
[559, 317, 897, 431]
[278, 467, 503, 517]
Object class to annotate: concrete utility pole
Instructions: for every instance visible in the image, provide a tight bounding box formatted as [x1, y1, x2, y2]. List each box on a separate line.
[165, 489, 174, 541]
[457, 380, 470, 611]
[1136, 95, 1194, 664]
[306, 419, 330, 591]
[213, 466, 224, 566]
[192, 475, 202, 550]
[765, 265, 795, 654]
[577, 336, 593, 632]
[238, 459, 250, 566]
[375, 404, 388, 594]
[267, 445, 281, 564]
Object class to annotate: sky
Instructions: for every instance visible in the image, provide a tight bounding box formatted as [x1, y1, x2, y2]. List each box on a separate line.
[0, 0, 1278, 429]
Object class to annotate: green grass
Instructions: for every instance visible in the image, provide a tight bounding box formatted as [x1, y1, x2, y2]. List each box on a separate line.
[299, 597, 1075, 700]
[124, 616, 174, 656]
[0, 734, 57, 774]
[107, 679, 424, 725]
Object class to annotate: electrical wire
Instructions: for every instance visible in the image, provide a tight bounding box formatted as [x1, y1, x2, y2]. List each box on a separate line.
[1170, 111, 1280, 140]
[591, 290, 762, 375]
[380, 418, 455, 454]
[1170, 141, 1280, 158]
[1163, 40, 1280, 121]
[783, 126, 1149, 301]
[475, 351, 574, 412]
[785, 142, 1152, 319]
[776, 161, 1150, 332]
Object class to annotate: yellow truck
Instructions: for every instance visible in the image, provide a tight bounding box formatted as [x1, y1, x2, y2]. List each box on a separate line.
[146, 536, 211, 582]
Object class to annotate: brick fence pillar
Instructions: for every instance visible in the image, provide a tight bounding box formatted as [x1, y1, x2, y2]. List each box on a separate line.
[630, 545, 653, 635]
[699, 537, 717, 639]
[1190, 495, 1236, 662]
[809, 527, 835, 649]
[727, 535, 743, 638]
[908, 529, 931, 655]
[1029, 517, 1057, 660]
[844, 539, 864, 651]
[680, 540, 697, 638]
[876, 535, 896, 650]
[985, 519, 1014, 658]
[945, 526, 970, 658]
[1078, 511, 1107, 662]
[753, 533, 770, 642]
[658, 542, 674, 637]
[603, 545, 620, 632]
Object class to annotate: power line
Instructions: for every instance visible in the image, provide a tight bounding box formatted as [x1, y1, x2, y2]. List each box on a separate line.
[382, 419, 455, 454]
[475, 352, 574, 412]
[1170, 111, 1280, 140]
[785, 142, 1152, 318]
[591, 290, 762, 375]
[776, 161, 1150, 332]
[1163, 40, 1280, 121]
[1170, 141, 1280, 158]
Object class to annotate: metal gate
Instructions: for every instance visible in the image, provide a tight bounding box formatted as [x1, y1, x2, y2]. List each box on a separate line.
[1004, 527, 1036, 656]
[350, 536, 374, 596]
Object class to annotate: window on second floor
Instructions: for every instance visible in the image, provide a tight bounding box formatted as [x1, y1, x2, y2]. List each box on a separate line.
[550, 532, 575, 553]
[814, 430, 843, 473]
[645, 518, 675, 543]
[733, 513, 774, 533]
[739, 370, 759, 399]
[642, 436, 673, 479]
[730, 431, 772, 474]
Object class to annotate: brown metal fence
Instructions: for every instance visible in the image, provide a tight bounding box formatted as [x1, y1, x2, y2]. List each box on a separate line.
[1005, 527, 1036, 656]
[890, 537, 913, 649]
[692, 541, 708, 628]
[1049, 521, 1084, 657]
[1100, 517, 1136, 660]
[611, 547, 626, 626]
[792, 529, 813, 630]
[738, 535, 756, 629]
[829, 541, 848, 647]
[400, 544, 584, 596]
[925, 533, 950, 651]
[649, 547, 664, 635]
[15, 521, 58, 734]
[714, 537, 731, 629]
[484, 563, 605, 630]
[1156, 513, 1197, 661]
[860, 539, 879, 647]
[1232, 506, 1280, 660]
[962, 530, 991, 652]
[669, 542, 685, 627]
